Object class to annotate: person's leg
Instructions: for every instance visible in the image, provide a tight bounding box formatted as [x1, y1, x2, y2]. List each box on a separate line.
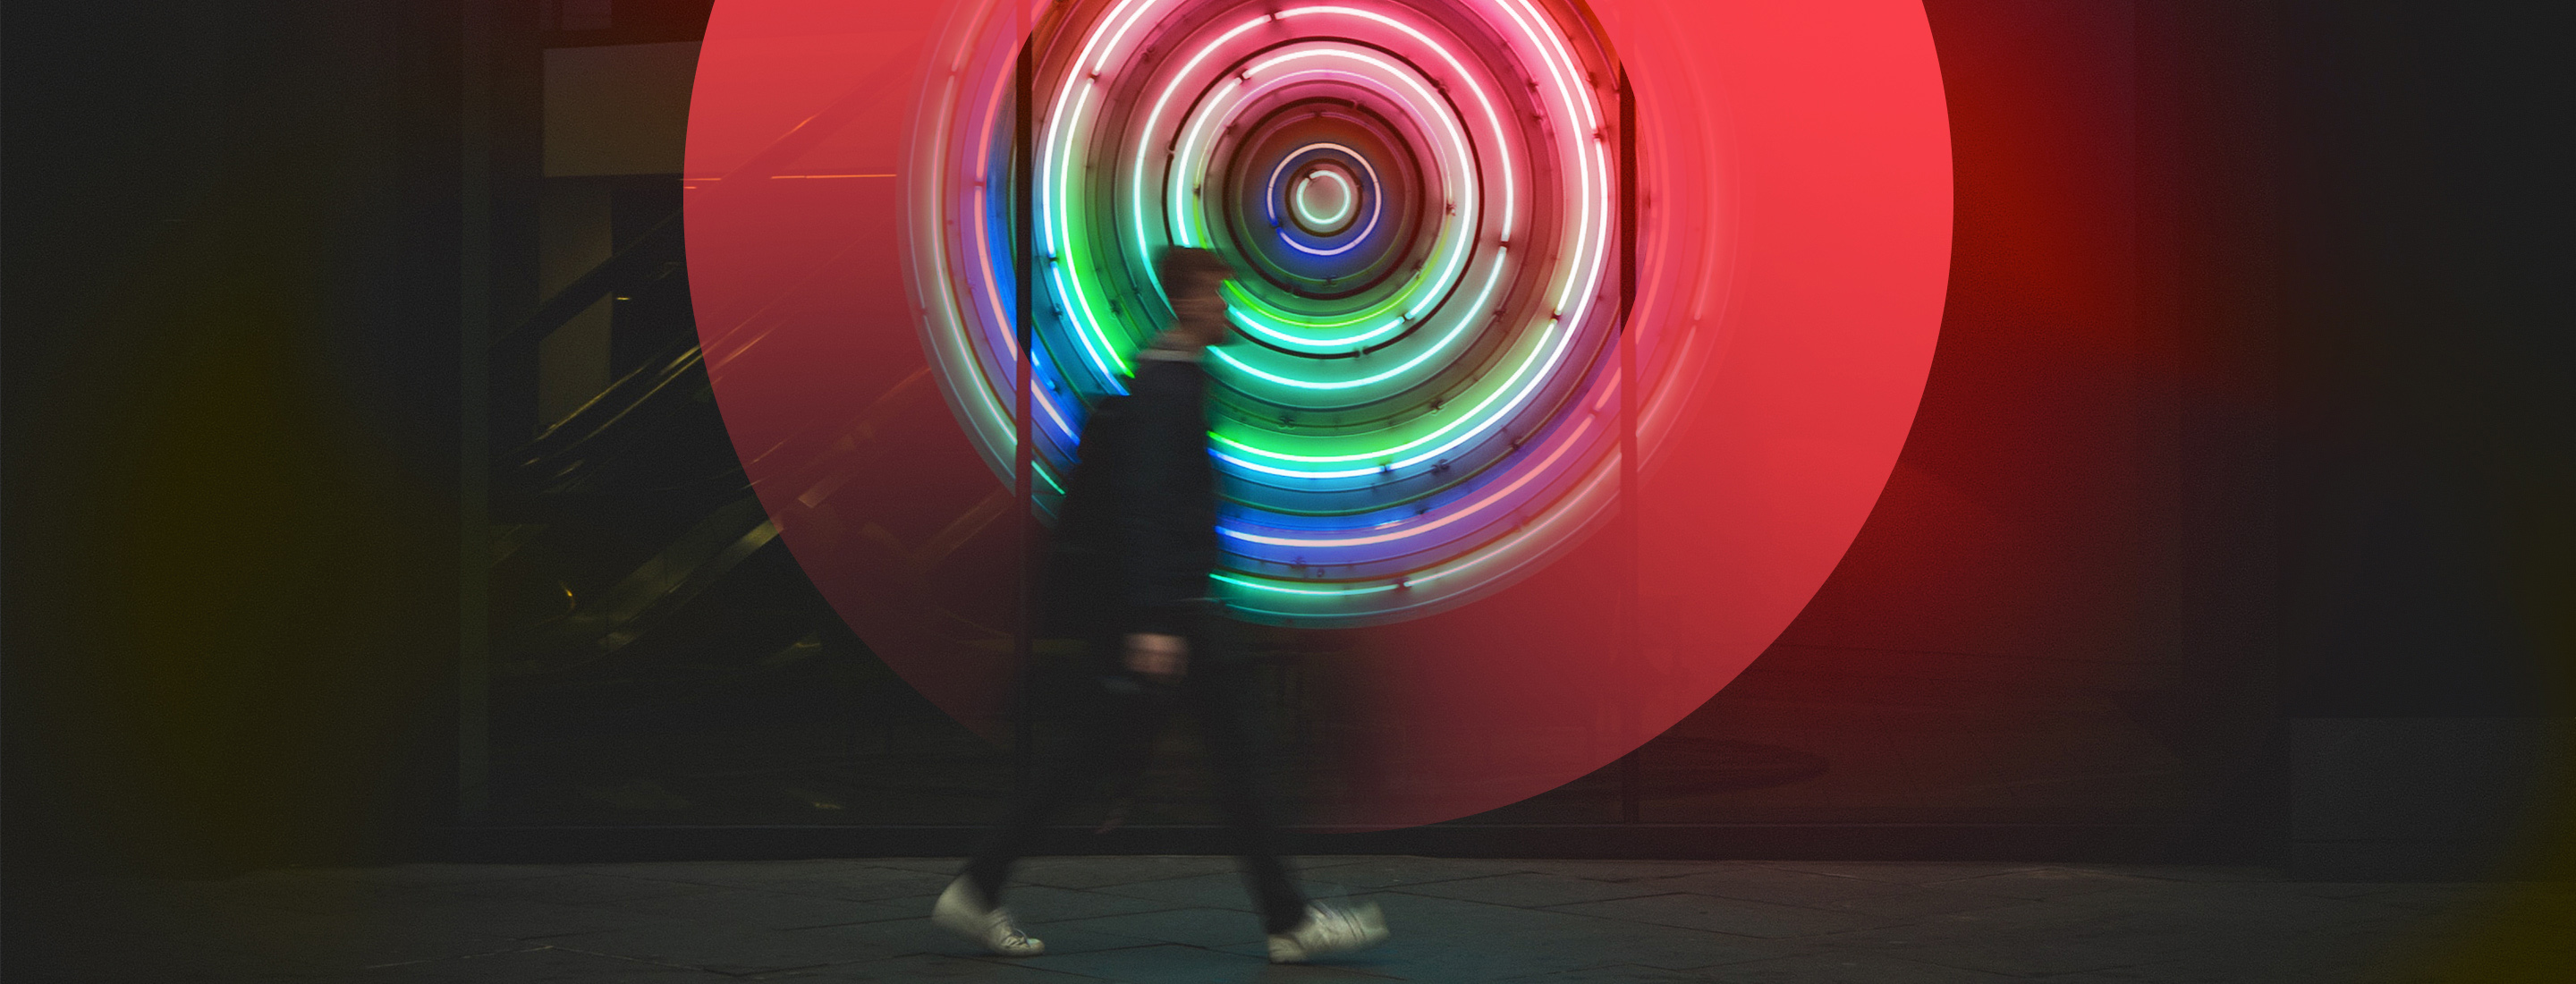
[962, 648, 1167, 902]
[1182, 625, 1309, 935]
[959, 750, 1085, 903]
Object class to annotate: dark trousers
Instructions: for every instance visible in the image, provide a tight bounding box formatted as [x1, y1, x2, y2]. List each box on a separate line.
[962, 623, 1309, 934]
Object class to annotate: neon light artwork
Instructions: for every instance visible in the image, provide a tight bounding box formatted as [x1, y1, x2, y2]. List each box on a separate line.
[909, 0, 1640, 625]
[691, 0, 1953, 825]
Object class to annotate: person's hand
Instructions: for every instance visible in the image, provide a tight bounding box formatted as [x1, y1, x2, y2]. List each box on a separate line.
[1123, 632, 1189, 682]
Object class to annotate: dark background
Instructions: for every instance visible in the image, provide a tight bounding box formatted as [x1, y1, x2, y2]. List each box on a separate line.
[5, 0, 2568, 886]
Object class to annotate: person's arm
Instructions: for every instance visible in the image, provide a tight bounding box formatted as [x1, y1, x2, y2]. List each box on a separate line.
[1106, 365, 1207, 677]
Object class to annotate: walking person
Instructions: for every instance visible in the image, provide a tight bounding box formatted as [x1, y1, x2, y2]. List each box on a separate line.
[931, 247, 1390, 964]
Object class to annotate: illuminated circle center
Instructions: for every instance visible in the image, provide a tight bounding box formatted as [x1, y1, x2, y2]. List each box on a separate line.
[1290, 165, 1358, 234]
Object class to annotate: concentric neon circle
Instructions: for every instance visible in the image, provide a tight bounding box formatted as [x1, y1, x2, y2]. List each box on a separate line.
[911, 0, 1637, 626]
[1287, 164, 1358, 234]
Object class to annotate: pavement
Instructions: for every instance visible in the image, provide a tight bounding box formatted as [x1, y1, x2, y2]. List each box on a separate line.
[9, 856, 2571, 982]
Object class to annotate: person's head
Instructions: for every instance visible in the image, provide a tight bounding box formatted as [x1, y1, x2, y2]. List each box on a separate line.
[1156, 246, 1237, 347]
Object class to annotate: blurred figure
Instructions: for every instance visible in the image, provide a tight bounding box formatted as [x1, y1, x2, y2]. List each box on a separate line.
[931, 247, 1388, 964]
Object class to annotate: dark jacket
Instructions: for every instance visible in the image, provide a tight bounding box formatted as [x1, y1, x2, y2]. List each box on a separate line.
[1046, 353, 1220, 639]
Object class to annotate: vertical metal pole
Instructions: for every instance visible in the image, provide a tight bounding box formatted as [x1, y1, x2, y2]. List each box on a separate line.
[1615, 69, 1642, 825]
[458, 0, 494, 826]
[1012, 4, 1038, 776]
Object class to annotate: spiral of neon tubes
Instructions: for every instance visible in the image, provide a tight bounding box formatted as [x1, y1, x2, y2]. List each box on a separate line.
[911, 0, 1627, 625]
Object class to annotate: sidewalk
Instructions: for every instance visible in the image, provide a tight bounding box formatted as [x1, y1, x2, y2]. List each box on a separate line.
[12, 856, 2567, 982]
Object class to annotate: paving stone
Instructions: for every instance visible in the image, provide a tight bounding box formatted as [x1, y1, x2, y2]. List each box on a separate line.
[1915, 865, 2165, 900]
[1812, 899, 2164, 946]
[2288, 879, 2421, 899]
[1011, 854, 1248, 889]
[386, 893, 699, 940]
[596, 886, 919, 929]
[278, 863, 574, 887]
[2336, 883, 2514, 915]
[761, 871, 965, 903]
[870, 904, 1165, 959]
[1625, 866, 1922, 910]
[1826, 915, 2336, 980]
[343, 945, 737, 983]
[2073, 950, 2444, 984]
[573, 860, 858, 887]
[2100, 882, 2429, 934]
[1838, 934, 2169, 977]
[1383, 872, 1675, 909]
[977, 883, 1195, 923]
[1885, 880, 2419, 949]
[1546, 892, 1906, 939]
[1038, 904, 1274, 948]
[537, 920, 916, 976]
[838, 857, 970, 876]
[1492, 963, 1733, 984]
[2266, 919, 2486, 972]
[1295, 855, 1443, 871]
[439, 872, 731, 906]
[756, 951, 1105, 981]
[1688, 951, 2021, 983]
[177, 916, 533, 973]
[1215, 934, 1498, 983]
[7, 936, 344, 984]
[1753, 861, 2047, 885]
[593, 863, 960, 903]
[1589, 924, 1807, 972]
[1505, 860, 1750, 883]
[2491, 889, 2576, 930]
[1089, 870, 1280, 912]
[153, 871, 489, 918]
[2059, 962, 2260, 984]
[1794, 886, 2037, 920]
[1014, 942, 1394, 983]
[2080, 864, 2286, 884]
[1348, 894, 1794, 977]
[138, 886, 663, 958]
[1292, 857, 1541, 892]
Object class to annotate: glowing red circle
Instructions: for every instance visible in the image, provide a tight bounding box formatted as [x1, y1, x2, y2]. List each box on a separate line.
[685, 0, 1950, 827]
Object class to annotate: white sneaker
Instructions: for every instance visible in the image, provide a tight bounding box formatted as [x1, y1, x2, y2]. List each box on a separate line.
[931, 877, 1045, 957]
[1267, 902, 1389, 963]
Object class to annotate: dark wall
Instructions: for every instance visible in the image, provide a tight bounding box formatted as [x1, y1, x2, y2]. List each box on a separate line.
[2269, 1, 2574, 878]
[2275, 2, 2571, 718]
[4, 1, 469, 874]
